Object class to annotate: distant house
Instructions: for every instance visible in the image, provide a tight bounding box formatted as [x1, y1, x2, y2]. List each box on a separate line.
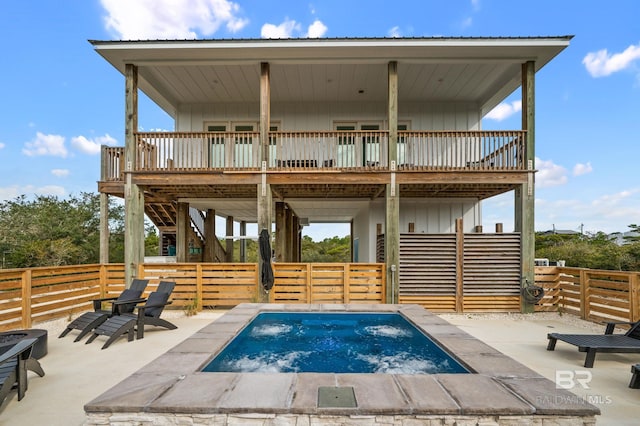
[539, 229, 581, 236]
[92, 36, 571, 311]
[609, 231, 640, 245]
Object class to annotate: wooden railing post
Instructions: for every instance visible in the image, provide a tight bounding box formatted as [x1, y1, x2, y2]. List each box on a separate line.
[196, 264, 203, 312]
[630, 273, 639, 322]
[580, 269, 589, 320]
[306, 264, 312, 304]
[21, 270, 32, 329]
[455, 218, 464, 312]
[344, 264, 350, 303]
[99, 264, 107, 298]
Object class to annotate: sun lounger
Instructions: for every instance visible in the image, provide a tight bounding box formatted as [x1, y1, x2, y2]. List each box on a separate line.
[547, 320, 640, 368]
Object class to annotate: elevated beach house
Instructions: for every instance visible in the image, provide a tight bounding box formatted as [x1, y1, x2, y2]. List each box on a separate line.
[93, 36, 571, 312]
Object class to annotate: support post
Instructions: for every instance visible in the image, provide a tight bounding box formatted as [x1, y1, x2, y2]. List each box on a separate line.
[226, 216, 234, 262]
[123, 63, 144, 286]
[176, 202, 189, 262]
[203, 209, 216, 262]
[100, 193, 110, 264]
[455, 218, 464, 312]
[240, 221, 247, 262]
[518, 60, 536, 313]
[385, 60, 400, 304]
[388, 61, 398, 167]
[292, 215, 300, 262]
[385, 184, 399, 304]
[286, 206, 294, 262]
[275, 202, 286, 262]
[260, 62, 270, 164]
[257, 180, 272, 302]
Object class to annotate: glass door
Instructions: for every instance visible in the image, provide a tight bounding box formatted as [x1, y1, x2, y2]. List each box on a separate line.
[232, 123, 256, 167]
[206, 124, 227, 168]
[361, 124, 380, 166]
[335, 123, 356, 167]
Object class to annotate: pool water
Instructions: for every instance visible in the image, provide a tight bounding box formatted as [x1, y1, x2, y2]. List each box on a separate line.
[202, 312, 468, 374]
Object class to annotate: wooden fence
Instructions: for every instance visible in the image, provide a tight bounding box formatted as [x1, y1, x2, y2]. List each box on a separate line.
[0, 262, 385, 331]
[535, 266, 640, 323]
[2, 263, 639, 331]
[385, 232, 522, 312]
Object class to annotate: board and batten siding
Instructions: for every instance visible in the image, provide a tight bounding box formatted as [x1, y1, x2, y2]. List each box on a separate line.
[354, 198, 480, 263]
[176, 101, 481, 132]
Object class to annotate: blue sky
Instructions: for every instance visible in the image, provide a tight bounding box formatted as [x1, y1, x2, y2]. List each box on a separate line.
[1, 0, 639, 240]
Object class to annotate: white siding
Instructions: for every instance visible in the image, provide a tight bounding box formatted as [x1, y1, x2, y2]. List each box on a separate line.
[358, 199, 481, 262]
[176, 101, 481, 131]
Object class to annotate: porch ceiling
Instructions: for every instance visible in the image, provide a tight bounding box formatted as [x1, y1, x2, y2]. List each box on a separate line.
[91, 37, 571, 118]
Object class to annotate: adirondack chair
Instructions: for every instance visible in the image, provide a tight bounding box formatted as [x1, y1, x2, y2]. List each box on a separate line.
[0, 338, 45, 408]
[59, 279, 149, 342]
[86, 281, 177, 349]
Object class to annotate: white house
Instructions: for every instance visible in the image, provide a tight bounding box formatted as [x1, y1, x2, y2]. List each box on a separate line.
[94, 36, 571, 311]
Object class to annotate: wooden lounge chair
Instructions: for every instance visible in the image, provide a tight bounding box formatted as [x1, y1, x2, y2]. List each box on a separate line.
[547, 320, 640, 368]
[58, 279, 149, 342]
[86, 281, 177, 349]
[0, 338, 45, 409]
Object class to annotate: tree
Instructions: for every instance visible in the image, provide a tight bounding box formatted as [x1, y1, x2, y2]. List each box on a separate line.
[302, 235, 350, 262]
[0, 193, 125, 268]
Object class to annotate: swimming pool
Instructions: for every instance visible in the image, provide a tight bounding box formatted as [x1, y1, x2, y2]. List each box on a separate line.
[203, 312, 468, 373]
[86, 304, 600, 425]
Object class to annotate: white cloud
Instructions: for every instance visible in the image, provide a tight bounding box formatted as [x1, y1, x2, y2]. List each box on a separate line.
[485, 100, 522, 121]
[0, 185, 66, 202]
[100, 0, 248, 40]
[71, 134, 118, 155]
[592, 189, 637, 207]
[0, 142, 5, 150]
[306, 20, 327, 38]
[535, 157, 568, 188]
[460, 17, 473, 29]
[583, 43, 640, 78]
[51, 169, 70, 177]
[573, 162, 593, 176]
[23, 132, 67, 157]
[261, 18, 327, 39]
[261, 19, 300, 39]
[388, 26, 401, 38]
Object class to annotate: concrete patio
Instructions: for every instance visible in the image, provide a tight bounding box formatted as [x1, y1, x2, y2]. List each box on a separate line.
[0, 308, 637, 425]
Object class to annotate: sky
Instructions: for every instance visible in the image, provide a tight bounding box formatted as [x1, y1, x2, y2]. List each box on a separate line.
[1, 0, 639, 241]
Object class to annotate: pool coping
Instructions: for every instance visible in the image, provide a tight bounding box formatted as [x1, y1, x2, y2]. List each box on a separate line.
[84, 304, 600, 419]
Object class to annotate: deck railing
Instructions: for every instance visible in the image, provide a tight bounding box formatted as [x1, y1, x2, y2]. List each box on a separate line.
[101, 130, 526, 180]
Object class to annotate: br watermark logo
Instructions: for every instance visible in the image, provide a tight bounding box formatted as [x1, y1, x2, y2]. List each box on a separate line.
[550, 370, 613, 405]
[555, 370, 592, 389]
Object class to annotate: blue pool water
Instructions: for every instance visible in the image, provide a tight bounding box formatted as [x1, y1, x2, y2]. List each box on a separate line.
[202, 312, 469, 374]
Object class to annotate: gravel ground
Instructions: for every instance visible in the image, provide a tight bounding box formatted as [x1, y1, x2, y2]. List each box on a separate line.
[439, 311, 612, 333]
[33, 309, 612, 336]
